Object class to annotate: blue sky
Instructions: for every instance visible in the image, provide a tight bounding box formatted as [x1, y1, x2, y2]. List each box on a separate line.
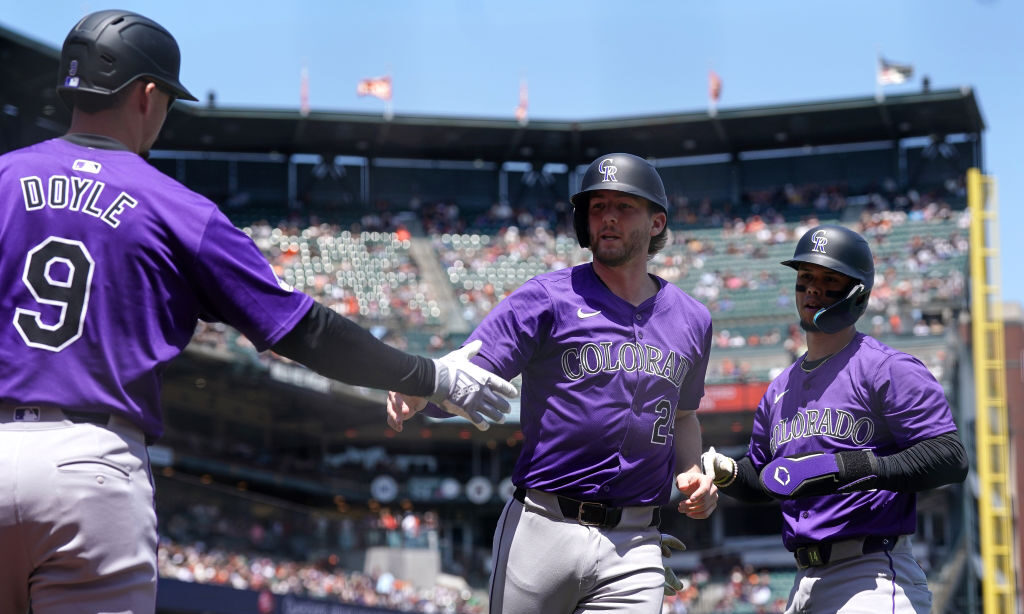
[3, 0, 1021, 305]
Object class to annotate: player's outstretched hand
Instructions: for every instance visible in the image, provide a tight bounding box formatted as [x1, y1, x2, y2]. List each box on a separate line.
[660, 533, 687, 595]
[387, 391, 428, 432]
[675, 470, 718, 519]
[428, 340, 518, 431]
[700, 446, 738, 487]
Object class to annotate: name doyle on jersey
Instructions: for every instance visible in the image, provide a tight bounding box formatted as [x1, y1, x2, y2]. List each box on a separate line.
[20, 174, 137, 229]
[561, 341, 690, 388]
[770, 407, 876, 454]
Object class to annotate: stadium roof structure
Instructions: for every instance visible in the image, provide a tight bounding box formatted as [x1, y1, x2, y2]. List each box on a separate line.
[3, 22, 985, 165]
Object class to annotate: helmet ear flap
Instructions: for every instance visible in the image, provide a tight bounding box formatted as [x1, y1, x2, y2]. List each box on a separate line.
[811, 283, 870, 333]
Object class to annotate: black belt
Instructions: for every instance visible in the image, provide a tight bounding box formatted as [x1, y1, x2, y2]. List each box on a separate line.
[1, 404, 153, 445]
[793, 535, 899, 568]
[513, 487, 660, 529]
[64, 410, 156, 446]
[63, 410, 112, 425]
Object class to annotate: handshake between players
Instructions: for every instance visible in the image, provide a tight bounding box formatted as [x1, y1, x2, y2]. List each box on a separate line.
[389, 340, 517, 432]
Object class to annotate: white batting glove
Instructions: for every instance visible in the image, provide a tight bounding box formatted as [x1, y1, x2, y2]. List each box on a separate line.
[660, 534, 687, 595]
[701, 446, 738, 487]
[429, 340, 518, 431]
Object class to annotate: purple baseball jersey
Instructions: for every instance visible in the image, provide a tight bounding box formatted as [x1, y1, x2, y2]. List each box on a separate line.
[0, 137, 313, 439]
[748, 332, 956, 550]
[466, 262, 712, 507]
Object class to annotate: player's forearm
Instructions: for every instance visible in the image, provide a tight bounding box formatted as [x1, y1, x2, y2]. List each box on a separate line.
[673, 411, 703, 473]
[720, 456, 775, 503]
[270, 301, 436, 396]
[759, 431, 969, 499]
[875, 431, 968, 492]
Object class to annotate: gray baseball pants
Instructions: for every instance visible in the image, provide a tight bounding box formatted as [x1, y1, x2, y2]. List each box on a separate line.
[489, 488, 665, 614]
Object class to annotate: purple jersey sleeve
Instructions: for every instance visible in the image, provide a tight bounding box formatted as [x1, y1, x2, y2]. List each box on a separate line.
[0, 138, 313, 439]
[872, 351, 957, 447]
[189, 210, 314, 351]
[747, 333, 957, 549]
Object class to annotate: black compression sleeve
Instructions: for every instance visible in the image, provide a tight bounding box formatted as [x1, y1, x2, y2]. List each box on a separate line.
[875, 431, 969, 492]
[269, 302, 436, 396]
[720, 456, 774, 504]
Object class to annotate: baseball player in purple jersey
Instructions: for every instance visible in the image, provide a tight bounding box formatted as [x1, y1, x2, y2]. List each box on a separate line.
[701, 224, 969, 614]
[0, 10, 516, 614]
[388, 153, 719, 614]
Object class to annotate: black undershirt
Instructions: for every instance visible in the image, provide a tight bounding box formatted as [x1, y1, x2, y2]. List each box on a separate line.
[722, 431, 969, 503]
[270, 302, 436, 397]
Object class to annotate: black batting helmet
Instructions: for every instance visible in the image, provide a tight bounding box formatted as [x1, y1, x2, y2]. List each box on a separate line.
[569, 153, 670, 248]
[57, 10, 198, 108]
[782, 224, 875, 334]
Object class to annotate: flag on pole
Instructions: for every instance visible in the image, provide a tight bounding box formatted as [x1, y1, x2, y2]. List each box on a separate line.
[299, 65, 310, 116]
[357, 75, 393, 101]
[709, 70, 722, 102]
[877, 57, 913, 85]
[708, 69, 722, 117]
[515, 78, 528, 126]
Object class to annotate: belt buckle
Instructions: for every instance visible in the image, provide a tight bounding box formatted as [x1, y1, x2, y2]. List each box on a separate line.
[577, 501, 606, 527]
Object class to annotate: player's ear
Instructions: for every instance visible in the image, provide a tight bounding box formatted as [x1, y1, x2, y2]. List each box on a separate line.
[649, 208, 667, 236]
[135, 80, 160, 115]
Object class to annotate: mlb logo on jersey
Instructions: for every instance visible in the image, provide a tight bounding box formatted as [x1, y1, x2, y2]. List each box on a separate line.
[73, 159, 102, 174]
[13, 407, 41, 422]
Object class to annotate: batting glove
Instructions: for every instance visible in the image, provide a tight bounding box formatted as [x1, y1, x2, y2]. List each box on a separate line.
[660, 534, 687, 595]
[759, 450, 879, 499]
[700, 446, 738, 487]
[429, 340, 518, 431]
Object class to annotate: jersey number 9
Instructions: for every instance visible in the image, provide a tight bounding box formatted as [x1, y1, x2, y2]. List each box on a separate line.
[14, 236, 94, 352]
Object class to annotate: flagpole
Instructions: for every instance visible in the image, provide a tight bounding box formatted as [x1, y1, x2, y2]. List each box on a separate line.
[299, 63, 310, 117]
[708, 68, 720, 118]
[875, 49, 885, 103]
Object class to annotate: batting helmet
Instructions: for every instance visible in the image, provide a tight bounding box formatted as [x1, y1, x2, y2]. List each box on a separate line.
[569, 153, 670, 248]
[782, 224, 874, 334]
[57, 10, 198, 108]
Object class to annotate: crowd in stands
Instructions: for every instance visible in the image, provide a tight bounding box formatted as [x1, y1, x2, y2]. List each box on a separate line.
[187, 179, 970, 386]
[158, 486, 482, 612]
[159, 539, 486, 613]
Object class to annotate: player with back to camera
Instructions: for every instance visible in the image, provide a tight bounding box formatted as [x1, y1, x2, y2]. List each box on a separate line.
[387, 153, 719, 614]
[0, 10, 517, 614]
[700, 224, 969, 614]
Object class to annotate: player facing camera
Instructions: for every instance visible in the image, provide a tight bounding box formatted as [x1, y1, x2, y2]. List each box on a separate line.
[782, 224, 875, 334]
